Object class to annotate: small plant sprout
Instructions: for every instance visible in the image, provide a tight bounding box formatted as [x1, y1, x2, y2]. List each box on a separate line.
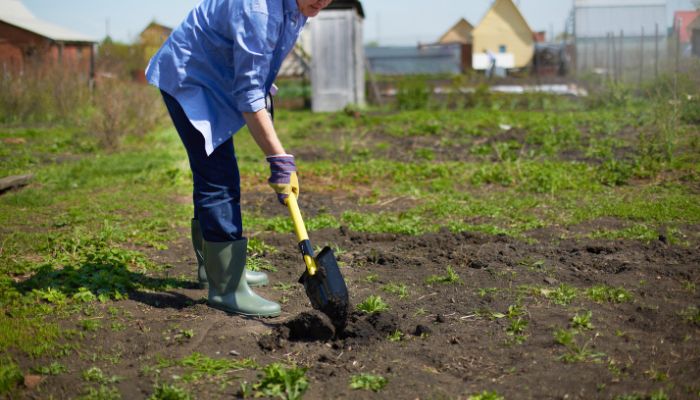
[365, 274, 379, 283]
[554, 328, 575, 347]
[679, 306, 700, 326]
[32, 362, 66, 376]
[426, 266, 462, 285]
[467, 391, 505, 400]
[586, 285, 633, 303]
[349, 373, 388, 392]
[252, 363, 309, 400]
[382, 282, 409, 299]
[506, 318, 529, 344]
[148, 383, 192, 400]
[273, 282, 295, 292]
[541, 284, 577, 306]
[571, 311, 594, 330]
[357, 295, 389, 314]
[387, 330, 404, 342]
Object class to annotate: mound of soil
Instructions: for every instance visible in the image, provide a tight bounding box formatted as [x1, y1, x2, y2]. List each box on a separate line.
[258, 310, 400, 351]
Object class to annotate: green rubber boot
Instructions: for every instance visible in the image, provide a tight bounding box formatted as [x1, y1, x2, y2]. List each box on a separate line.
[192, 219, 269, 287]
[203, 238, 281, 317]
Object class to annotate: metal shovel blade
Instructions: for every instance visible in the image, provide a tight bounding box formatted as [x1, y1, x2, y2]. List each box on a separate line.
[298, 246, 349, 329]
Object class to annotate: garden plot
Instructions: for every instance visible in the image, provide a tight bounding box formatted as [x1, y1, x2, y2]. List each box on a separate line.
[1, 91, 699, 399]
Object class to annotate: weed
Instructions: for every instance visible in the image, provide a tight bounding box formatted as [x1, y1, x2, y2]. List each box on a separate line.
[248, 238, 276, 256]
[555, 332, 606, 363]
[554, 328, 576, 347]
[251, 363, 308, 400]
[571, 311, 594, 331]
[148, 383, 192, 400]
[247, 257, 277, 272]
[349, 373, 388, 392]
[506, 318, 529, 344]
[426, 266, 462, 285]
[517, 258, 546, 271]
[388, 330, 404, 342]
[82, 367, 121, 384]
[681, 280, 696, 293]
[81, 319, 102, 332]
[382, 282, 409, 299]
[77, 385, 122, 400]
[0, 358, 23, 395]
[357, 295, 389, 314]
[158, 352, 256, 382]
[679, 306, 700, 326]
[32, 361, 66, 376]
[467, 391, 504, 400]
[273, 283, 295, 292]
[541, 284, 578, 306]
[586, 285, 633, 303]
[365, 274, 379, 283]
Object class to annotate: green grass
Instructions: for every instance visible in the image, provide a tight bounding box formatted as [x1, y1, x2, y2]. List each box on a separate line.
[148, 383, 192, 400]
[382, 282, 409, 299]
[156, 353, 257, 382]
[467, 391, 505, 400]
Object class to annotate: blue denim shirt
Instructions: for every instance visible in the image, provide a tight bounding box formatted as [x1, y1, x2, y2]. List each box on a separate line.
[146, 0, 307, 155]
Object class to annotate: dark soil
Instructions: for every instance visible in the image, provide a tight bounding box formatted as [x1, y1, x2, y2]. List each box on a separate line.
[15, 217, 700, 399]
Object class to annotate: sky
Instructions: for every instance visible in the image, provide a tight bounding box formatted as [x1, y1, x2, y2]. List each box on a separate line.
[20, 0, 697, 45]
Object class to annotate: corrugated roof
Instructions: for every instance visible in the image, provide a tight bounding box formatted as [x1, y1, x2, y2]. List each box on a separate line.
[0, 0, 96, 42]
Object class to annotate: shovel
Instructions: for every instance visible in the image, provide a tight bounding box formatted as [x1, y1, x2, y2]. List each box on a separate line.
[285, 193, 349, 329]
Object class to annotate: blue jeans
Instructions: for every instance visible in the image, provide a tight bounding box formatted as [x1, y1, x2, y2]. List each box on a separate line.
[161, 90, 242, 242]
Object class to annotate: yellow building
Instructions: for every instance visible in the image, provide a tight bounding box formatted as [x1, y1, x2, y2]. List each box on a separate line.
[438, 18, 474, 45]
[472, 0, 534, 70]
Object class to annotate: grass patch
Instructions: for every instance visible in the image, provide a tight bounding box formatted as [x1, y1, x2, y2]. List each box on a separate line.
[586, 285, 633, 303]
[382, 282, 409, 299]
[467, 391, 505, 400]
[157, 352, 257, 382]
[426, 266, 462, 285]
[245, 363, 308, 400]
[349, 373, 388, 392]
[148, 383, 192, 400]
[356, 295, 389, 314]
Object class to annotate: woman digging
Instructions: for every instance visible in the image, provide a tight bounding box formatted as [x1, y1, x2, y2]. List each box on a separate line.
[146, 0, 332, 318]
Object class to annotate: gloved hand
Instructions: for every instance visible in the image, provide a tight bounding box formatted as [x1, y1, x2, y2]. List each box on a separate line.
[266, 154, 299, 205]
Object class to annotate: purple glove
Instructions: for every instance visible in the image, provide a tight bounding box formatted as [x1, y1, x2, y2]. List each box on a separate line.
[266, 154, 299, 205]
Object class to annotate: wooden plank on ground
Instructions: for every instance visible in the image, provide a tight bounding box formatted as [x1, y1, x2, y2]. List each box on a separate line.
[0, 174, 34, 192]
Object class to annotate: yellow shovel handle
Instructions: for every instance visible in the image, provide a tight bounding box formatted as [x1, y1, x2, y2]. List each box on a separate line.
[285, 193, 318, 276]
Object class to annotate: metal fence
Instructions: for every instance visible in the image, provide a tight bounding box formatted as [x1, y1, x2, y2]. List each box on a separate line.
[573, 25, 694, 84]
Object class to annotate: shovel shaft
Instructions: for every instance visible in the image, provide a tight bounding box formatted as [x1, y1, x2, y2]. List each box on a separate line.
[285, 194, 318, 276]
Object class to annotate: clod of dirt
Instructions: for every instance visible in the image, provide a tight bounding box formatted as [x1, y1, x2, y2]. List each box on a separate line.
[468, 259, 488, 269]
[284, 310, 335, 341]
[257, 311, 401, 351]
[414, 325, 432, 336]
[435, 314, 446, 323]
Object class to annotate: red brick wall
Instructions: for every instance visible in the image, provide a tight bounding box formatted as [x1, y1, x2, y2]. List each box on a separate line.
[0, 21, 92, 75]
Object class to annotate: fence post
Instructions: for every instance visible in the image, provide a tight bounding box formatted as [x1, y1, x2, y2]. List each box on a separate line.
[619, 30, 624, 82]
[611, 31, 617, 82]
[639, 26, 644, 88]
[654, 23, 659, 80]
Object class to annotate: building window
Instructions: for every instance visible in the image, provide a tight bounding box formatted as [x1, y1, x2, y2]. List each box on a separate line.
[499, 45, 507, 53]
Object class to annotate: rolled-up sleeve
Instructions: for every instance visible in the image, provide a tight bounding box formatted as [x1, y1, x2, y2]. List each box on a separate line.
[231, 9, 279, 113]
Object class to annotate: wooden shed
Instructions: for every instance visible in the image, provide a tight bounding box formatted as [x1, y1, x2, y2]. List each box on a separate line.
[0, 0, 96, 75]
[472, 0, 534, 70]
[308, 0, 365, 112]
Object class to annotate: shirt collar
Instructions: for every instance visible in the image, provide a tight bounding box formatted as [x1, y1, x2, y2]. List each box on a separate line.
[284, 0, 300, 15]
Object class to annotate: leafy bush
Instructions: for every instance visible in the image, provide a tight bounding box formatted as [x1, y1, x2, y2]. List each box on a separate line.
[396, 77, 431, 110]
